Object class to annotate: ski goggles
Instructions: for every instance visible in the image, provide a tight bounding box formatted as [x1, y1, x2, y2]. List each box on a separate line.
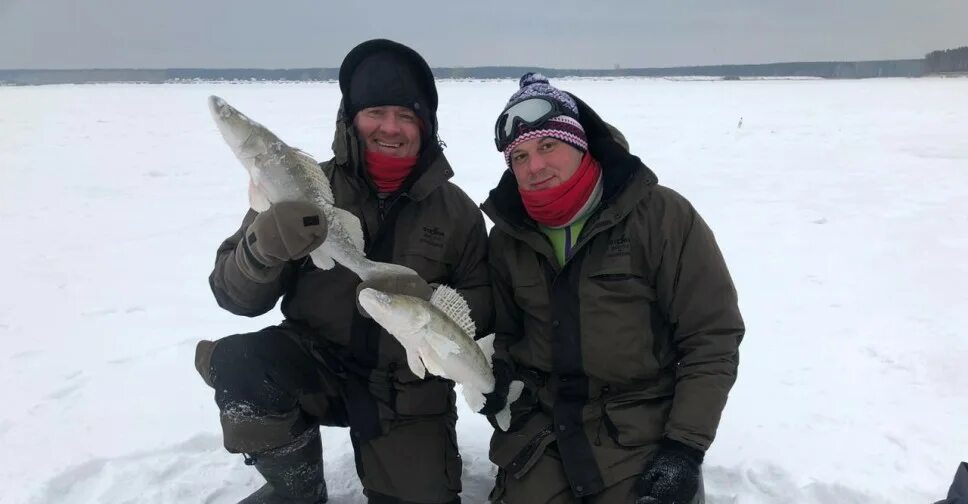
[493, 97, 573, 152]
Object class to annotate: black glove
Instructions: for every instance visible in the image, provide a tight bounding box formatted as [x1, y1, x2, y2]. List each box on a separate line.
[479, 358, 513, 426]
[244, 201, 328, 267]
[634, 439, 704, 504]
[355, 276, 434, 318]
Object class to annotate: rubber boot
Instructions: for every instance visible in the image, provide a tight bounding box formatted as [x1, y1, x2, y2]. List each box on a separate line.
[239, 428, 327, 504]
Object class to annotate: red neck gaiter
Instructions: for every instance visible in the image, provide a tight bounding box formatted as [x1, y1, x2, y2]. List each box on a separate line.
[365, 151, 418, 193]
[519, 153, 602, 227]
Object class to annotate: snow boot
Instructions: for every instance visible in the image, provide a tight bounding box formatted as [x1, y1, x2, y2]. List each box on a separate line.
[239, 428, 327, 504]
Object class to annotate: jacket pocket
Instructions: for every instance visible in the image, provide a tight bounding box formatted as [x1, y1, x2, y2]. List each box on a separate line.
[603, 393, 672, 448]
[399, 245, 454, 285]
[510, 270, 549, 317]
[392, 376, 454, 417]
[586, 264, 657, 300]
[489, 411, 557, 479]
[582, 265, 663, 382]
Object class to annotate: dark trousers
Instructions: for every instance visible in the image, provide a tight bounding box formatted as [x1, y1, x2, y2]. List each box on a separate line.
[195, 325, 461, 504]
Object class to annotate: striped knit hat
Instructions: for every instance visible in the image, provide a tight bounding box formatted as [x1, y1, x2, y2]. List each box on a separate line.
[502, 73, 588, 166]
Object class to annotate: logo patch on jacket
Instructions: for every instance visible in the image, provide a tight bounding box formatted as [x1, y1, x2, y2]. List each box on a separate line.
[420, 226, 446, 249]
[606, 235, 631, 258]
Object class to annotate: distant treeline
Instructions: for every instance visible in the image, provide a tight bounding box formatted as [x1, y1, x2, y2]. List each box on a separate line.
[925, 46, 968, 73]
[0, 56, 952, 86]
[453, 60, 925, 79]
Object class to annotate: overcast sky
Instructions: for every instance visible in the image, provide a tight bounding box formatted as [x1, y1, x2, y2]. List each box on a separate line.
[2, 0, 966, 69]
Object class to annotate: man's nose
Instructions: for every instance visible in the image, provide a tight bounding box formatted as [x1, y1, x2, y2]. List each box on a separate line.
[377, 115, 402, 135]
[527, 154, 547, 175]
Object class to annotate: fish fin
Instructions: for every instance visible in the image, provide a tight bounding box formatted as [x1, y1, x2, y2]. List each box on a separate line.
[429, 285, 476, 339]
[476, 333, 496, 367]
[507, 380, 524, 407]
[404, 344, 426, 379]
[308, 248, 335, 270]
[420, 347, 449, 378]
[248, 180, 271, 212]
[423, 334, 461, 359]
[332, 207, 365, 254]
[461, 384, 486, 413]
[495, 380, 525, 432]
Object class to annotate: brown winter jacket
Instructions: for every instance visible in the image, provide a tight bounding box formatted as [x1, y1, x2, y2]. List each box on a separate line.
[482, 95, 744, 497]
[209, 102, 493, 438]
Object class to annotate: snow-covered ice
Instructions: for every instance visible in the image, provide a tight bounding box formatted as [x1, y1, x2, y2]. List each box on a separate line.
[1, 77, 966, 503]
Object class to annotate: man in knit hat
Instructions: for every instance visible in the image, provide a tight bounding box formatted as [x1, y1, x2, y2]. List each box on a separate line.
[195, 39, 492, 504]
[477, 73, 744, 503]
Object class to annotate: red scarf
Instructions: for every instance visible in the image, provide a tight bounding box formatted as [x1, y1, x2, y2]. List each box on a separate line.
[519, 153, 602, 227]
[365, 151, 418, 193]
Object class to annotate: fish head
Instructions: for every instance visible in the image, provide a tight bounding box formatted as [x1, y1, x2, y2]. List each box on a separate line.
[208, 95, 277, 163]
[358, 288, 430, 342]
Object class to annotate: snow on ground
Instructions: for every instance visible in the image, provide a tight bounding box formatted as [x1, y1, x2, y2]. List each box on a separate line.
[1, 77, 966, 503]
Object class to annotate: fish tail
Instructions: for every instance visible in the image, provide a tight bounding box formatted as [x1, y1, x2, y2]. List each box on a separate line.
[461, 384, 486, 413]
[495, 380, 525, 432]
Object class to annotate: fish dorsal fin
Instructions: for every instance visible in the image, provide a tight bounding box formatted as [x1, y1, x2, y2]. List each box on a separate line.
[332, 207, 365, 253]
[429, 285, 476, 338]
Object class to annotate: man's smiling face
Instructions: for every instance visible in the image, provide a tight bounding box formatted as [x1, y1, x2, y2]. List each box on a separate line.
[354, 105, 422, 158]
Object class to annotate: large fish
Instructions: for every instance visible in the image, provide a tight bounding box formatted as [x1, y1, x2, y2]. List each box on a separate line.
[208, 95, 419, 281]
[358, 285, 524, 431]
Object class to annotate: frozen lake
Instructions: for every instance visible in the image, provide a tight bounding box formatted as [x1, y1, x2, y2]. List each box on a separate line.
[1, 76, 966, 503]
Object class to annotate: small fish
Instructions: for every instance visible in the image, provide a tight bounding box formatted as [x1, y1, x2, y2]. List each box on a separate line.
[358, 286, 524, 431]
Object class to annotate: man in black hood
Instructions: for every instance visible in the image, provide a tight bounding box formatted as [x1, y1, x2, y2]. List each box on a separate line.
[195, 39, 492, 504]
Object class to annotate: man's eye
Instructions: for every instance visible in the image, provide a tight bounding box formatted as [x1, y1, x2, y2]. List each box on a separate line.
[400, 114, 416, 122]
[512, 153, 527, 162]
